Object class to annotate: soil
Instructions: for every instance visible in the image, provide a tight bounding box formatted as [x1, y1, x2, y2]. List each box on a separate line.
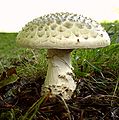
[0, 68, 119, 120]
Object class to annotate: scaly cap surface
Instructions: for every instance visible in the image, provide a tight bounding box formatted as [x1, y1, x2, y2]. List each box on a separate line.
[16, 12, 110, 49]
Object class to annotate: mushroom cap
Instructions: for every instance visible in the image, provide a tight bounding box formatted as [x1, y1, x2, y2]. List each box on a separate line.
[16, 12, 110, 49]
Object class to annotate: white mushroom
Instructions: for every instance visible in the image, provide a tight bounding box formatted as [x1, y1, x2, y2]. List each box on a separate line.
[16, 12, 110, 100]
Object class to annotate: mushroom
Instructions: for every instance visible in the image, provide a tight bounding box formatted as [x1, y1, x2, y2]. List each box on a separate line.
[16, 12, 110, 100]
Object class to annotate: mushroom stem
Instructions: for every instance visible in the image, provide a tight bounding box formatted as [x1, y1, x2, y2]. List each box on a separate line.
[41, 49, 76, 99]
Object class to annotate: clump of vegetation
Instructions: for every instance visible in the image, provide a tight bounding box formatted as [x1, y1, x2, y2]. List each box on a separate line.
[0, 21, 119, 119]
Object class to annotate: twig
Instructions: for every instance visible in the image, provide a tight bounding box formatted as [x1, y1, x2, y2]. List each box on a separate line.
[56, 95, 72, 120]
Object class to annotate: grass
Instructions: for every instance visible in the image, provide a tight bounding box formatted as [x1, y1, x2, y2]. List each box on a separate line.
[0, 33, 47, 77]
[0, 21, 119, 119]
